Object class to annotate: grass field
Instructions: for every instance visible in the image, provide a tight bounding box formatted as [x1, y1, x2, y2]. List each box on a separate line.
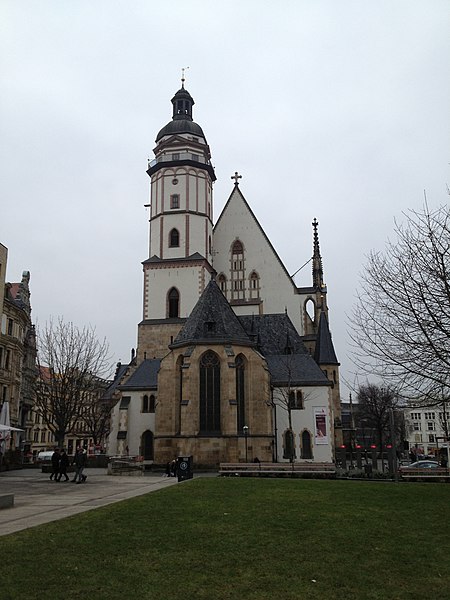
[1, 478, 449, 599]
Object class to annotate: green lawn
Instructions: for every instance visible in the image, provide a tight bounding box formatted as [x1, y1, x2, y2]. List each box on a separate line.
[1, 479, 449, 599]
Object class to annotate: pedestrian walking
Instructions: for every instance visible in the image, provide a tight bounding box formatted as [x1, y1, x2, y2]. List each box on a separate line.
[49, 447, 60, 481]
[72, 447, 87, 483]
[57, 449, 70, 481]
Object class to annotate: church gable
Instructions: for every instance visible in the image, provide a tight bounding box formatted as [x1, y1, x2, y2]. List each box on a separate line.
[212, 185, 299, 315]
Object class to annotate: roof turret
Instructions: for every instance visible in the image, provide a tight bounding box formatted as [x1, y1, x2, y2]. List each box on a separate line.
[155, 83, 206, 142]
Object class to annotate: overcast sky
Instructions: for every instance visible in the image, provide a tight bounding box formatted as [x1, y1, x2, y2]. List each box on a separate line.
[1, 1, 449, 398]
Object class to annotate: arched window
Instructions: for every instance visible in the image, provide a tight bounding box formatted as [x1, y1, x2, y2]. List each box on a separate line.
[149, 395, 156, 413]
[301, 430, 313, 459]
[231, 239, 245, 300]
[283, 429, 295, 461]
[236, 355, 246, 432]
[289, 390, 303, 410]
[249, 271, 260, 299]
[169, 228, 180, 247]
[199, 350, 221, 433]
[305, 298, 315, 322]
[168, 287, 180, 318]
[142, 395, 149, 413]
[289, 391, 295, 409]
[218, 273, 227, 295]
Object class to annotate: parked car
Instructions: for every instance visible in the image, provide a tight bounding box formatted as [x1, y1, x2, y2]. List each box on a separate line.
[36, 451, 54, 462]
[402, 460, 440, 469]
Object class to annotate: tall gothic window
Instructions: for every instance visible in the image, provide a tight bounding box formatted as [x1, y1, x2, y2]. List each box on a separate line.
[199, 350, 221, 433]
[175, 355, 184, 435]
[168, 287, 180, 318]
[236, 355, 246, 432]
[169, 228, 180, 247]
[231, 239, 245, 300]
[301, 430, 313, 459]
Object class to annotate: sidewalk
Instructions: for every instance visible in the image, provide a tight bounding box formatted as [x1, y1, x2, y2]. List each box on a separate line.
[0, 468, 179, 537]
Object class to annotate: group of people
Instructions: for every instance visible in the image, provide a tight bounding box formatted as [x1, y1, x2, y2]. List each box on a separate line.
[49, 446, 87, 484]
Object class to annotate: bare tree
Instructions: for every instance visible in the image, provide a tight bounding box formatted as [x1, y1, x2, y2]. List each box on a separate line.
[79, 380, 113, 446]
[350, 203, 450, 404]
[35, 318, 112, 447]
[355, 384, 403, 449]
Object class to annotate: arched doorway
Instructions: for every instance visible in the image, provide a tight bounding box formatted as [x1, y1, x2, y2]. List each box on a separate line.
[141, 430, 154, 461]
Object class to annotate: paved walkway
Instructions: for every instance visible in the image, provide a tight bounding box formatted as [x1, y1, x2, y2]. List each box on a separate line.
[0, 468, 179, 537]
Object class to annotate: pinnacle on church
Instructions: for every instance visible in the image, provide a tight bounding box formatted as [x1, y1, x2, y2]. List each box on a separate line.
[314, 311, 339, 366]
[312, 218, 324, 289]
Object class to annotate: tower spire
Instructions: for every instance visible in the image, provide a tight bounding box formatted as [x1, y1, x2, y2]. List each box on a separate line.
[312, 218, 324, 289]
[181, 66, 189, 89]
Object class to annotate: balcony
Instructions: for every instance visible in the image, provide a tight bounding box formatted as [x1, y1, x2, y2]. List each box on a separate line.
[148, 152, 211, 169]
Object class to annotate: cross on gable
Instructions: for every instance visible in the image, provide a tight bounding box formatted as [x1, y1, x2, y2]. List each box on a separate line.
[231, 171, 242, 185]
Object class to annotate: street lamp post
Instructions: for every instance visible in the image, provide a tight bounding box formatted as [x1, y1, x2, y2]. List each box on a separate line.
[243, 425, 249, 462]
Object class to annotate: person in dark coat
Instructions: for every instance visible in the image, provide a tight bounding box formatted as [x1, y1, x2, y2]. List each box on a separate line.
[49, 448, 60, 481]
[72, 447, 87, 483]
[57, 449, 70, 481]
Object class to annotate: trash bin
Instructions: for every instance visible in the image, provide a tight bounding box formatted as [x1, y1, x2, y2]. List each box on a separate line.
[177, 456, 193, 482]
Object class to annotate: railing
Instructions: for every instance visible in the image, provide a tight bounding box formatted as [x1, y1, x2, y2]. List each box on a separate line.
[148, 152, 210, 169]
[219, 462, 336, 478]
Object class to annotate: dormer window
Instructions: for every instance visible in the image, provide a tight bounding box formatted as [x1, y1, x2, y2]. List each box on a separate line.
[204, 321, 216, 335]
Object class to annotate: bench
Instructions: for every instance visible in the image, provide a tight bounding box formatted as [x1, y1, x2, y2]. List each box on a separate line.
[399, 468, 450, 480]
[219, 462, 336, 478]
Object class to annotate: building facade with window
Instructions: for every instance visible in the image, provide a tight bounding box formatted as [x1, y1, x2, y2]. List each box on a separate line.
[108, 84, 341, 465]
[404, 406, 450, 457]
[0, 244, 36, 457]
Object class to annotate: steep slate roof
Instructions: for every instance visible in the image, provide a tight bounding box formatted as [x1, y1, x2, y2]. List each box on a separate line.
[119, 359, 160, 391]
[238, 314, 308, 356]
[314, 311, 339, 365]
[172, 279, 253, 348]
[238, 314, 329, 386]
[266, 355, 330, 386]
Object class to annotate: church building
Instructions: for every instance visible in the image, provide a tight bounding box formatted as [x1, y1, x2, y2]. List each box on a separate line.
[108, 80, 341, 466]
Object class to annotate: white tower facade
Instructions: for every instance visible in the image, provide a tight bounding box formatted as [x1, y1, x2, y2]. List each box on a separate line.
[143, 84, 216, 321]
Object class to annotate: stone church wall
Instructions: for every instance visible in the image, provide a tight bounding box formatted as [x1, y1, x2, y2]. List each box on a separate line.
[154, 343, 273, 466]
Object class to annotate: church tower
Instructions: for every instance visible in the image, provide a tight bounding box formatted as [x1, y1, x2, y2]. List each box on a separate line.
[139, 79, 216, 359]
